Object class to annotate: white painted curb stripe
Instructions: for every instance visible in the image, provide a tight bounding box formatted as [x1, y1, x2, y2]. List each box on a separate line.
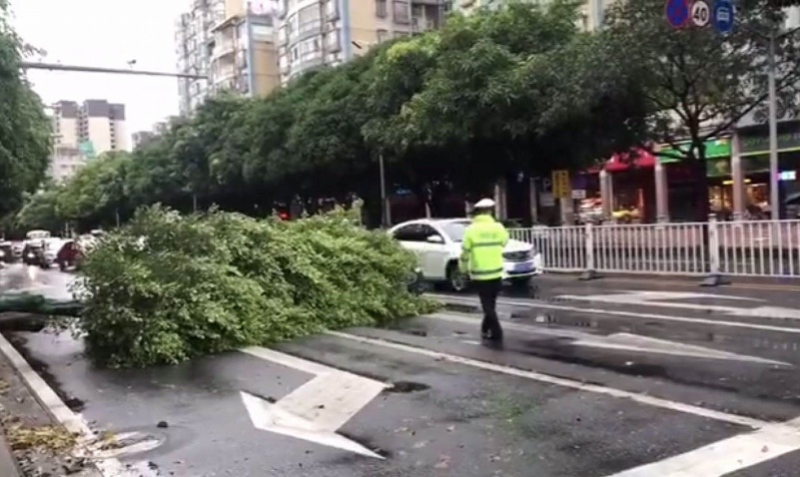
[325, 330, 771, 429]
[0, 333, 153, 477]
[430, 293, 800, 335]
[606, 417, 800, 477]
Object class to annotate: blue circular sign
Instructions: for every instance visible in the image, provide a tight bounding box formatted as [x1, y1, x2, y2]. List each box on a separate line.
[665, 0, 689, 28]
[712, 0, 734, 33]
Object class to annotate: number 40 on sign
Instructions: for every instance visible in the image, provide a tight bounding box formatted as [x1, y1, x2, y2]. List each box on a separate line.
[691, 0, 710, 27]
[665, 0, 734, 33]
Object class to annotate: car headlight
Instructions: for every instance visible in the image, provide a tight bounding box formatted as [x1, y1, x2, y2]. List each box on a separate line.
[0, 250, 5, 257]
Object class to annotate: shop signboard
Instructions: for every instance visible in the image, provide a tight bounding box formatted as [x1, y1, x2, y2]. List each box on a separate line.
[656, 138, 731, 163]
[739, 121, 800, 156]
[552, 170, 571, 199]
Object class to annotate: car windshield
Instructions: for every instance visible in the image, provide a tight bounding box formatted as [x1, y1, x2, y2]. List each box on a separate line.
[438, 221, 470, 242]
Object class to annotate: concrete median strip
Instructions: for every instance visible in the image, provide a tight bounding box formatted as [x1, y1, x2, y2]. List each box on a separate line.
[0, 332, 158, 477]
[0, 428, 19, 477]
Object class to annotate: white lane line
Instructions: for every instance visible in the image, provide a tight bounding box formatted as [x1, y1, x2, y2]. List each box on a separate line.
[430, 293, 800, 335]
[606, 417, 800, 477]
[0, 333, 155, 477]
[428, 313, 790, 367]
[325, 330, 771, 429]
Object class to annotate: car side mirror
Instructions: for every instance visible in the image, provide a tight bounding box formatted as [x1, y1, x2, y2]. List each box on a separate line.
[426, 235, 444, 244]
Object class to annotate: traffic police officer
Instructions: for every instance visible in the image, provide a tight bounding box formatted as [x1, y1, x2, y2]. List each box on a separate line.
[459, 198, 508, 342]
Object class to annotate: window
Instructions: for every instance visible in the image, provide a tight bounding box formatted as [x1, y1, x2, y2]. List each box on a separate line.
[325, 0, 339, 20]
[439, 221, 469, 242]
[376, 0, 387, 18]
[292, 47, 299, 60]
[392, 224, 425, 242]
[392, 0, 409, 23]
[326, 30, 341, 52]
[392, 224, 441, 242]
[377, 29, 388, 42]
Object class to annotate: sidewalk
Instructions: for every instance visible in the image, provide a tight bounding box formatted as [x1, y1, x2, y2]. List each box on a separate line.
[0, 426, 19, 477]
[0, 326, 101, 477]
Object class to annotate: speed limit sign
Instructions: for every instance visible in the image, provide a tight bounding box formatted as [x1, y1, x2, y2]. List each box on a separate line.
[691, 0, 710, 27]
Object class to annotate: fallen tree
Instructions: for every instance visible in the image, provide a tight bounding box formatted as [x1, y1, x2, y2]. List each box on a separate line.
[73, 205, 434, 367]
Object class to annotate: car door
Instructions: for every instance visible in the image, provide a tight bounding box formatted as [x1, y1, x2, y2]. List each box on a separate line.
[416, 224, 449, 280]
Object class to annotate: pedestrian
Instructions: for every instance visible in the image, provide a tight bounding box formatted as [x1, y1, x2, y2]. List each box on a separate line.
[459, 198, 507, 342]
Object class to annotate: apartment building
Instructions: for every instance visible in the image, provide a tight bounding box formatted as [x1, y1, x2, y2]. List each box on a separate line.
[454, 0, 606, 30]
[209, 0, 281, 96]
[176, 0, 225, 116]
[277, 0, 446, 84]
[177, 0, 281, 115]
[49, 100, 129, 182]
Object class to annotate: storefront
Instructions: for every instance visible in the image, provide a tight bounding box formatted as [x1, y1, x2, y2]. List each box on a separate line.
[737, 120, 800, 219]
[656, 138, 732, 221]
[603, 149, 656, 223]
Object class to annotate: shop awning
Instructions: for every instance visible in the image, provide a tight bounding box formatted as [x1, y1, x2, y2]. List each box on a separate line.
[604, 149, 656, 172]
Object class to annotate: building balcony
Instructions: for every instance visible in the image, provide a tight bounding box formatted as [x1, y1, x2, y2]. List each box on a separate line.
[212, 40, 236, 59]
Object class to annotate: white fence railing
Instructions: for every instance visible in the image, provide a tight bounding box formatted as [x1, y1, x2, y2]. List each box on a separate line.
[509, 219, 800, 279]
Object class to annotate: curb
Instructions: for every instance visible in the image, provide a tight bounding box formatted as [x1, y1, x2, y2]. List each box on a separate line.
[0, 332, 152, 477]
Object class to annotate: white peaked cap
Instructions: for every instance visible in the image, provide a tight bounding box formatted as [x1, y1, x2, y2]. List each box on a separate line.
[474, 198, 496, 209]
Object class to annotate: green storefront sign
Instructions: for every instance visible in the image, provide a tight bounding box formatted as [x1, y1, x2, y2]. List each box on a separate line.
[739, 121, 800, 156]
[656, 138, 731, 162]
[656, 138, 732, 177]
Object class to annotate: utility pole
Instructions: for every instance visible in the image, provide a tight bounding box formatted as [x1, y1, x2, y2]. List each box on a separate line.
[379, 152, 390, 227]
[768, 30, 780, 219]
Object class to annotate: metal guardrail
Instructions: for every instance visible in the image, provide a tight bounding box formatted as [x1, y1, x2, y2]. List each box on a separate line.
[510, 219, 800, 279]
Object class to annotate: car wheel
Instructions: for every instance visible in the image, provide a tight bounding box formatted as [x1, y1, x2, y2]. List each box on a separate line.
[446, 262, 469, 292]
[59, 261, 67, 272]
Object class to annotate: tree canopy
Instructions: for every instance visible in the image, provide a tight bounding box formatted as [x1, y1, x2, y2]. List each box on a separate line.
[0, 0, 52, 220]
[22, 0, 638, 231]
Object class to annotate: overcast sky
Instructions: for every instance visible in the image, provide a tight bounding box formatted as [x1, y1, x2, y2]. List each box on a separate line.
[11, 0, 187, 135]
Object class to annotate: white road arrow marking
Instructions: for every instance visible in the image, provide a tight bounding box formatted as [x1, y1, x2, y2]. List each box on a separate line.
[606, 417, 800, 477]
[430, 313, 789, 366]
[557, 290, 800, 321]
[240, 346, 389, 459]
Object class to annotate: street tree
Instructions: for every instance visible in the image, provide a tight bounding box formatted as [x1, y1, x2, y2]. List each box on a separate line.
[601, 0, 800, 218]
[0, 0, 52, 218]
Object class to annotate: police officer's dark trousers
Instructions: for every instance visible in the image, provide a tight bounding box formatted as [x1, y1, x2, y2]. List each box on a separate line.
[474, 278, 503, 340]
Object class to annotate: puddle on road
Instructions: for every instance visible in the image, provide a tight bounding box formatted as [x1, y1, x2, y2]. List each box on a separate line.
[384, 381, 430, 394]
[4, 332, 86, 412]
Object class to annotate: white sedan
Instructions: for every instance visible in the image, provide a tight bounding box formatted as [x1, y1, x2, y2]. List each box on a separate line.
[389, 218, 543, 291]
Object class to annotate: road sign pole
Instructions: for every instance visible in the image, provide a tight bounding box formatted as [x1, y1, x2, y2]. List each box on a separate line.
[768, 29, 780, 219]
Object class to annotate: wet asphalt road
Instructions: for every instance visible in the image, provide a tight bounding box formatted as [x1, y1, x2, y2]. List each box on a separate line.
[3, 264, 800, 476]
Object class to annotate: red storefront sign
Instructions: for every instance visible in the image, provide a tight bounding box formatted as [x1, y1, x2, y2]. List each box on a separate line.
[604, 149, 657, 172]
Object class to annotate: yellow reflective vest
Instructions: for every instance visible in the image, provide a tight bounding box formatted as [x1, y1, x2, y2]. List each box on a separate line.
[459, 214, 508, 281]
